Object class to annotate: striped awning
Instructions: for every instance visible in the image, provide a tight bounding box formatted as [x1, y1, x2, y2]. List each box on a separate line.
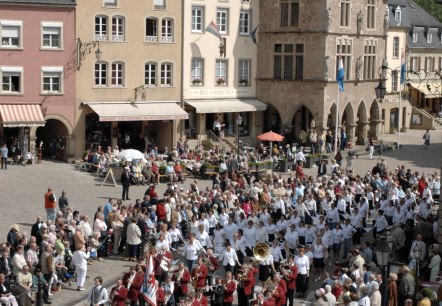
[0, 104, 45, 127]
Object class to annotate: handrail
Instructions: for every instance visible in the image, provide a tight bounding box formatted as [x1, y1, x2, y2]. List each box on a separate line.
[206, 129, 221, 143]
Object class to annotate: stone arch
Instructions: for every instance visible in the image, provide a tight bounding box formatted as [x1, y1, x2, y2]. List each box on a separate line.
[263, 102, 282, 134]
[369, 100, 382, 137]
[291, 105, 315, 145]
[355, 101, 369, 144]
[341, 102, 355, 145]
[32, 114, 73, 161]
[327, 103, 337, 131]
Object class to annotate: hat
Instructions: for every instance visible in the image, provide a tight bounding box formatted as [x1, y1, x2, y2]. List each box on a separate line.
[11, 224, 19, 231]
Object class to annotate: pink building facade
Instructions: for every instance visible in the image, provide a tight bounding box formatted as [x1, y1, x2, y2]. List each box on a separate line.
[0, 0, 76, 161]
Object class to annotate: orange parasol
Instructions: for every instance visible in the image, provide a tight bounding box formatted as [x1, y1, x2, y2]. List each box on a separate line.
[256, 131, 285, 142]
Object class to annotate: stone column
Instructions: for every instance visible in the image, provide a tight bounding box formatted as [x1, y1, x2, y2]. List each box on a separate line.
[65, 135, 75, 163]
[356, 121, 370, 145]
[370, 119, 383, 138]
[347, 123, 357, 145]
[196, 113, 206, 140]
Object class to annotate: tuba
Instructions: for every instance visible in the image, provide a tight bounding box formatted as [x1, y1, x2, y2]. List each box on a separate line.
[253, 243, 271, 261]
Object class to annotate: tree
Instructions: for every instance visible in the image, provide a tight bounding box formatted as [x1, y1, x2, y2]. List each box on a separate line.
[414, 0, 442, 23]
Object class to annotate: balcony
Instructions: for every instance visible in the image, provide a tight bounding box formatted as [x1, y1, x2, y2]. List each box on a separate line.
[112, 34, 125, 42]
[145, 36, 158, 42]
[94, 34, 108, 41]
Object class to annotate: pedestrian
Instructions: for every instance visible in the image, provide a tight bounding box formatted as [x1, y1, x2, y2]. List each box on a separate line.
[340, 128, 347, 150]
[86, 276, 109, 306]
[423, 129, 430, 149]
[72, 245, 90, 291]
[58, 190, 69, 217]
[378, 140, 384, 159]
[44, 188, 57, 223]
[126, 217, 141, 262]
[1, 143, 8, 170]
[368, 135, 375, 160]
[121, 166, 132, 201]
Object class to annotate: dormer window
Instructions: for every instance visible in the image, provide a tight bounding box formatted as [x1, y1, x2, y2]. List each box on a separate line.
[413, 32, 418, 42]
[428, 33, 433, 44]
[395, 6, 401, 25]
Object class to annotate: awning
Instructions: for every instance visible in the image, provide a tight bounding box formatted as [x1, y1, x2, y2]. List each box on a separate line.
[409, 83, 440, 98]
[186, 99, 267, 113]
[84, 101, 188, 121]
[0, 104, 45, 127]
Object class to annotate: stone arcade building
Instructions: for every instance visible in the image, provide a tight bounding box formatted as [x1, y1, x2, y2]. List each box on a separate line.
[257, 0, 387, 145]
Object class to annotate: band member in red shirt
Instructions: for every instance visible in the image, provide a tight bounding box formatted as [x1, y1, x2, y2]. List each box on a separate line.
[122, 264, 144, 306]
[156, 280, 165, 306]
[171, 262, 191, 303]
[109, 279, 128, 306]
[188, 292, 201, 306]
[196, 289, 209, 306]
[280, 256, 298, 306]
[264, 290, 276, 306]
[192, 258, 208, 289]
[272, 274, 287, 306]
[223, 272, 237, 306]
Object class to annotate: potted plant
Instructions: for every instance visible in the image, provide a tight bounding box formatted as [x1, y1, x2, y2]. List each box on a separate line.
[192, 79, 202, 85]
[216, 77, 225, 85]
[276, 158, 291, 172]
[201, 161, 215, 173]
[248, 161, 256, 170]
[159, 165, 166, 175]
[239, 79, 249, 86]
[265, 160, 273, 169]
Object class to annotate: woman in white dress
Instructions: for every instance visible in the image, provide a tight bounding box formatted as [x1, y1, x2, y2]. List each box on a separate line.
[72, 246, 90, 291]
[212, 223, 226, 254]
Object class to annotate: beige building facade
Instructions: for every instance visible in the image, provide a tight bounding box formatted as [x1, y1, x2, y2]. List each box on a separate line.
[74, 0, 186, 158]
[257, 0, 387, 146]
[182, 0, 266, 145]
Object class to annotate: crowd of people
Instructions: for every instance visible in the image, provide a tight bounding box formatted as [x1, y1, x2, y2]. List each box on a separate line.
[1, 138, 441, 306]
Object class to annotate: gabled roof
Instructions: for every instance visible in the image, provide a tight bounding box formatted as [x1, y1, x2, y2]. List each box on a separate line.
[0, 0, 75, 5]
[389, 0, 442, 27]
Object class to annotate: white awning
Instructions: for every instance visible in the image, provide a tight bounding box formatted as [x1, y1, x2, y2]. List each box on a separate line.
[186, 99, 267, 113]
[408, 83, 440, 98]
[0, 104, 45, 127]
[84, 101, 188, 121]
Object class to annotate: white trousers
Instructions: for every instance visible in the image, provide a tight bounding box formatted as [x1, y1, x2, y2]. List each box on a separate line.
[76, 265, 87, 287]
[0, 295, 18, 306]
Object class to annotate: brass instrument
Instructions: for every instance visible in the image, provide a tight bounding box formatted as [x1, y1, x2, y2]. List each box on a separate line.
[253, 243, 271, 261]
[262, 277, 277, 292]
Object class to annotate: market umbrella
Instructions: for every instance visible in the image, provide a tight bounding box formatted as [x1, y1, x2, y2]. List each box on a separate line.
[117, 149, 147, 162]
[256, 131, 285, 142]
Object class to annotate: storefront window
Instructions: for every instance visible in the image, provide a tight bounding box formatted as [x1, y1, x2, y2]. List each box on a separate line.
[239, 112, 249, 136]
[85, 113, 111, 149]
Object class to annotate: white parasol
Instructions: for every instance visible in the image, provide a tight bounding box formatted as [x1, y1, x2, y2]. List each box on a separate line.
[117, 149, 147, 162]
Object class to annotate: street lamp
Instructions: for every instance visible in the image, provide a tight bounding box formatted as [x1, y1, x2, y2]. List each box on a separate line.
[76, 38, 102, 70]
[375, 236, 391, 306]
[236, 114, 242, 161]
[375, 80, 387, 101]
[413, 245, 422, 304]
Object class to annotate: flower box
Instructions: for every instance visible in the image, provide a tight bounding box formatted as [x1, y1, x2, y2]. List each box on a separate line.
[216, 78, 226, 85]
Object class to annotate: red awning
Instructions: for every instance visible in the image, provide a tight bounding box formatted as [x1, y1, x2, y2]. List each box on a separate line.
[0, 104, 45, 127]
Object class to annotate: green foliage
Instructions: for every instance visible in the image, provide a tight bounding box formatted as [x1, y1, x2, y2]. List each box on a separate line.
[414, 0, 442, 22]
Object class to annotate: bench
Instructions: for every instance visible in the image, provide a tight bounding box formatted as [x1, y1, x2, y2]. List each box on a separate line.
[204, 171, 217, 179]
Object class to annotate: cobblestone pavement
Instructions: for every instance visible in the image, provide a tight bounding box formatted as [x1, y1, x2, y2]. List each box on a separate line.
[0, 128, 440, 305]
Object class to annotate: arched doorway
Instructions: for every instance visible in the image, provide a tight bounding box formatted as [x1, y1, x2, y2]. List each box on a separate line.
[291, 105, 314, 143]
[327, 104, 337, 131]
[36, 119, 69, 160]
[263, 104, 282, 133]
[341, 103, 355, 144]
[355, 101, 368, 144]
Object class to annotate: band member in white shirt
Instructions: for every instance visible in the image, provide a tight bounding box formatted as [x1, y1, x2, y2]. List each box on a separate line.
[182, 233, 203, 272]
[231, 231, 247, 264]
[285, 224, 299, 255]
[196, 224, 213, 250]
[243, 221, 257, 257]
[295, 246, 310, 298]
[218, 243, 241, 275]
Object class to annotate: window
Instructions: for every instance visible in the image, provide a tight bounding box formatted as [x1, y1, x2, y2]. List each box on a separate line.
[425, 57, 434, 72]
[439, 57, 442, 71]
[103, 0, 117, 6]
[154, 0, 166, 10]
[94, 62, 107, 86]
[412, 32, 418, 42]
[145, 18, 158, 42]
[191, 58, 203, 84]
[161, 18, 174, 43]
[238, 59, 251, 86]
[274, 43, 304, 80]
[391, 70, 398, 92]
[111, 62, 124, 86]
[336, 39, 352, 80]
[112, 16, 125, 41]
[393, 37, 399, 58]
[367, 0, 375, 29]
[42, 25, 61, 48]
[217, 9, 228, 34]
[427, 33, 432, 44]
[160, 63, 172, 86]
[1, 67, 22, 93]
[144, 63, 157, 86]
[394, 6, 401, 25]
[1, 21, 22, 48]
[280, 0, 299, 27]
[363, 40, 376, 80]
[215, 60, 227, 85]
[410, 57, 419, 71]
[340, 0, 350, 27]
[191, 7, 204, 33]
[42, 67, 63, 94]
[239, 11, 250, 35]
[95, 15, 108, 41]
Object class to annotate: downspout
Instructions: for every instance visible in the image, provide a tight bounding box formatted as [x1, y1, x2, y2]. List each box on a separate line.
[180, 0, 185, 138]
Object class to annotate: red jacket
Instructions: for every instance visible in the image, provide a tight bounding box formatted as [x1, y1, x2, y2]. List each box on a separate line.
[263, 297, 276, 306]
[190, 300, 201, 306]
[192, 264, 208, 289]
[285, 265, 298, 290]
[172, 269, 191, 295]
[273, 284, 286, 306]
[156, 287, 165, 305]
[209, 255, 219, 272]
[125, 271, 144, 302]
[243, 270, 254, 296]
[224, 280, 236, 303]
[110, 285, 128, 306]
[250, 267, 258, 287]
[278, 279, 287, 295]
[197, 294, 209, 306]
[156, 203, 167, 220]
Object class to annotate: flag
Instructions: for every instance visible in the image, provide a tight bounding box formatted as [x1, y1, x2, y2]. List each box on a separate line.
[206, 20, 222, 41]
[251, 24, 259, 45]
[337, 54, 345, 92]
[400, 49, 406, 84]
[141, 255, 157, 306]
